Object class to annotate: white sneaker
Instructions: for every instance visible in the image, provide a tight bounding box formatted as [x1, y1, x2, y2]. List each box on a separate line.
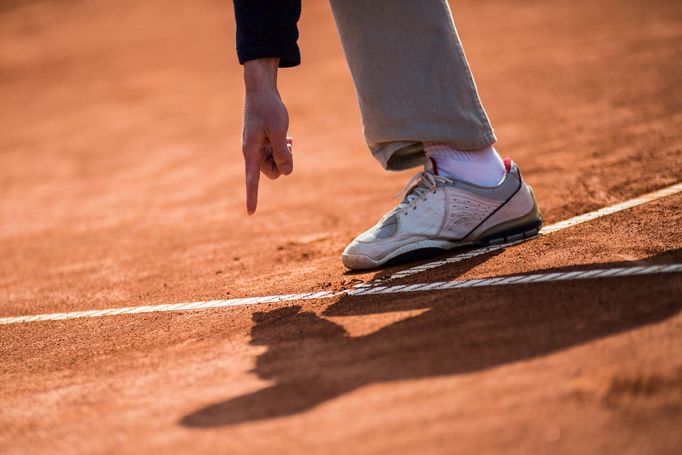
[342, 159, 542, 270]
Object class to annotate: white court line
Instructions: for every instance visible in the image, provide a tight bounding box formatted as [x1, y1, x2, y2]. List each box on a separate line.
[1, 182, 681, 326]
[1, 264, 680, 325]
[0, 291, 342, 325]
[357, 182, 682, 286]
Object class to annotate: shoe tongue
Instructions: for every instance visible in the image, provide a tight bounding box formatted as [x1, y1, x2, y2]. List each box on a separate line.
[424, 157, 439, 175]
[397, 167, 431, 206]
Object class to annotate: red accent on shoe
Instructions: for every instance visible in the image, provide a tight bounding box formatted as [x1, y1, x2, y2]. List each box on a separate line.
[503, 158, 512, 173]
[430, 157, 439, 175]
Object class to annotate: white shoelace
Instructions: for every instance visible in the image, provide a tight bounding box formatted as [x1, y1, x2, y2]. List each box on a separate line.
[393, 171, 454, 214]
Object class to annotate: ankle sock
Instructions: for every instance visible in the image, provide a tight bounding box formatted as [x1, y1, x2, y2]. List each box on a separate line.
[424, 142, 506, 186]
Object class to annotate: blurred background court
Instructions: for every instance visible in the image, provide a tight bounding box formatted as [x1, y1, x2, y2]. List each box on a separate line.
[1, 1, 681, 453]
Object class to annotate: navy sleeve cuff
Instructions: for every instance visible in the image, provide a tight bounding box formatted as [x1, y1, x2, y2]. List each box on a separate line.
[233, 0, 302, 68]
[237, 44, 301, 68]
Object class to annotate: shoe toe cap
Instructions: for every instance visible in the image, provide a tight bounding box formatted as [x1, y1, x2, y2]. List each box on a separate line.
[341, 252, 377, 270]
[342, 241, 381, 270]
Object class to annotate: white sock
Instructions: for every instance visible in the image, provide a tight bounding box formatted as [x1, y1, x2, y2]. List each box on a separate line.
[424, 142, 506, 186]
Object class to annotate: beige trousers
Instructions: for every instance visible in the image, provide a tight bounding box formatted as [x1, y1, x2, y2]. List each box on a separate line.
[328, 0, 496, 170]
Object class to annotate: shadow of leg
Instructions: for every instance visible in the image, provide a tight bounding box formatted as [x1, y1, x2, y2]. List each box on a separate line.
[180, 269, 682, 428]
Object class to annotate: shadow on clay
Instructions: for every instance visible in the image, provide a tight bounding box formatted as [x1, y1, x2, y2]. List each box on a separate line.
[180, 249, 682, 427]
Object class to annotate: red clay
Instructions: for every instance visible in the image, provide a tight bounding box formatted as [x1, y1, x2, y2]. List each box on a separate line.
[1, 0, 681, 453]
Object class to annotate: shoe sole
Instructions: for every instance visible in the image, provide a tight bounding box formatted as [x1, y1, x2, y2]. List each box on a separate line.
[474, 218, 543, 246]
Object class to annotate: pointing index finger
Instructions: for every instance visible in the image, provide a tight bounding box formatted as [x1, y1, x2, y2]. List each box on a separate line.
[244, 153, 261, 215]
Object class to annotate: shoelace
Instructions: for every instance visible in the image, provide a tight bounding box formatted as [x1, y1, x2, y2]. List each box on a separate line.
[393, 171, 454, 214]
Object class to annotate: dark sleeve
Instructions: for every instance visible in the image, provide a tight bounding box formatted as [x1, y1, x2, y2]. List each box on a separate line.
[232, 0, 302, 68]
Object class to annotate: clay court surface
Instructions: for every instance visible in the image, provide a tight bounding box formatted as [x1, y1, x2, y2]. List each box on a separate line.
[1, 0, 682, 453]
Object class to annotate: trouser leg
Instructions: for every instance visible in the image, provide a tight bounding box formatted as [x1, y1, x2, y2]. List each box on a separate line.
[328, 0, 496, 170]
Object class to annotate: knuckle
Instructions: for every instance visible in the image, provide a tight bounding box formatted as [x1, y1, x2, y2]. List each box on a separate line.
[267, 124, 287, 138]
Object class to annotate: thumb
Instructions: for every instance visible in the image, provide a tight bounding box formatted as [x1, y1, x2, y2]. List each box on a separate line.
[271, 133, 293, 175]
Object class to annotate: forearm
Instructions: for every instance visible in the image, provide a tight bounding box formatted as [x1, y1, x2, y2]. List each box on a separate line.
[232, 0, 298, 215]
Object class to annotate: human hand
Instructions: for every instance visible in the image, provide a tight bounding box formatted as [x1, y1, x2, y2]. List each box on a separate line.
[242, 58, 294, 215]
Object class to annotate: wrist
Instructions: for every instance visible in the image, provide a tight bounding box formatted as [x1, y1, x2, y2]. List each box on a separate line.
[244, 58, 280, 94]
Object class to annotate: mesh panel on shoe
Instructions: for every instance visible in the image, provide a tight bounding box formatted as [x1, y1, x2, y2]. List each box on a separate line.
[374, 213, 398, 239]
